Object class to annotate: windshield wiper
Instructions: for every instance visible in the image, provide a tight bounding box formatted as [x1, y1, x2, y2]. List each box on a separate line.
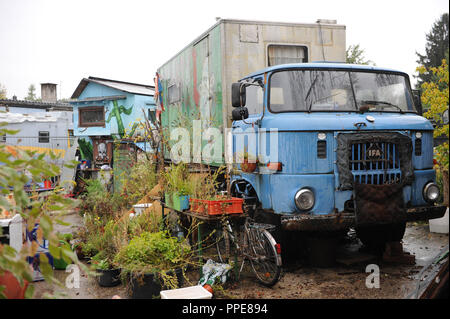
[360, 100, 404, 114]
[305, 73, 320, 112]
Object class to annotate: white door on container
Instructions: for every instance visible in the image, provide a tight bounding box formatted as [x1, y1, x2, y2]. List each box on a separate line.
[194, 36, 210, 131]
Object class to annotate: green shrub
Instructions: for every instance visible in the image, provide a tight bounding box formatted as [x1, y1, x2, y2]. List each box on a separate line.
[114, 231, 191, 275]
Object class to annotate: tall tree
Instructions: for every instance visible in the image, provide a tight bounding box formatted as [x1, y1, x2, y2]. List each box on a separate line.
[346, 44, 375, 65]
[0, 83, 6, 99]
[25, 84, 37, 101]
[415, 13, 449, 89]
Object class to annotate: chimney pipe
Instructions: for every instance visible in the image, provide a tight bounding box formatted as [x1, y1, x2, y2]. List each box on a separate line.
[41, 83, 57, 103]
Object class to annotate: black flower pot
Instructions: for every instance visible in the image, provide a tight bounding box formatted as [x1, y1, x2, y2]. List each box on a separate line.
[97, 268, 121, 287]
[130, 268, 184, 299]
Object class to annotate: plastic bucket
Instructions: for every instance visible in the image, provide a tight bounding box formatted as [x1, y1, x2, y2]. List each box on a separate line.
[172, 193, 190, 211]
[98, 268, 121, 287]
[130, 268, 184, 299]
[165, 192, 173, 209]
[132, 203, 153, 216]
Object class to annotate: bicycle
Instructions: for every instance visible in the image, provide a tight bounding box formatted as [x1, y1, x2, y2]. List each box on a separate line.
[215, 217, 282, 287]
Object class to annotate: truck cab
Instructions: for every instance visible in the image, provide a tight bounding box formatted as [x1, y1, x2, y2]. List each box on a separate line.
[231, 62, 447, 248]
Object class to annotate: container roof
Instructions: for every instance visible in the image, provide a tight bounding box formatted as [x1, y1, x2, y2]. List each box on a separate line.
[71, 76, 155, 99]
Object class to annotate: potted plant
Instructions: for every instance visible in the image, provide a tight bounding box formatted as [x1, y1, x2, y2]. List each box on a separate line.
[0, 270, 29, 299]
[114, 231, 192, 299]
[237, 151, 258, 173]
[88, 219, 122, 287]
[162, 164, 191, 211]
[53, 233, 74, 270]
[91, 252, 121, 287]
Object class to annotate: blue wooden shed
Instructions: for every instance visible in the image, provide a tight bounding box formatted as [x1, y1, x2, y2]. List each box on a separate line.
[70, 76, 155, 168]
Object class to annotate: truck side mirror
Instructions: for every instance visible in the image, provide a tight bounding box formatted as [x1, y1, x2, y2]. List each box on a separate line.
[412, 90, 422, 115]
[232, 82, 246, 107]
[232, 107, 249, 121]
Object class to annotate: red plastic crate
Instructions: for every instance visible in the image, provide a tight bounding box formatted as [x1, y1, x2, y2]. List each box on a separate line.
[189, 197, 244, 215]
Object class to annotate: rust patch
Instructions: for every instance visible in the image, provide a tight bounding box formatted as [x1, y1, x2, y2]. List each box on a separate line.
[354, 183, 406, 226]
[281, 212, 355, 232]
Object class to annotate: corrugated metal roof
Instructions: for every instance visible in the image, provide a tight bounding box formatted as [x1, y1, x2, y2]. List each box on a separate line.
[0, 112, 69, 123]
[71, 76, 155, 98]
[0, 99, 72, 110]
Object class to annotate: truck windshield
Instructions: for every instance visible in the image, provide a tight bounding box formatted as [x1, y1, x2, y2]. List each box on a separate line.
[269, 70, 416, 113]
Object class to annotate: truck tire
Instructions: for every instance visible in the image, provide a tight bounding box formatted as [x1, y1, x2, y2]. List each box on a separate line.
[356, 222, 406, 253]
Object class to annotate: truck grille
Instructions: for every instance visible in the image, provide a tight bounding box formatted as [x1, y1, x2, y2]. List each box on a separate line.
[349, 141, 402, 185]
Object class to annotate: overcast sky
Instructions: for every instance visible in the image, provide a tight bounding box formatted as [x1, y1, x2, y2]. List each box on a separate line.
[0, 0, 448, 100]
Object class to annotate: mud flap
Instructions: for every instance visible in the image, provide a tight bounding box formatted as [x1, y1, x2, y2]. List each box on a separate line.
[354, 183, 406, 226]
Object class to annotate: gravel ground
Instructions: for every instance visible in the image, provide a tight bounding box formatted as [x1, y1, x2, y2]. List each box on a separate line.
[32, 211, 448, 299]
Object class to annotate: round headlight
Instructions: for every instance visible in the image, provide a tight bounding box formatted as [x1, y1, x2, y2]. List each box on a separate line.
[294, 188, 315, 211]
[415, 132, 422, 139]
[423, 182, 440, 203]
[318, 133, 326, 140]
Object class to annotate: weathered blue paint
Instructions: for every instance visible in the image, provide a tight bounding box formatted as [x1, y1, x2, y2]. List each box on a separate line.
[70, 81, 156, 138]
[232, 63, 439, 218]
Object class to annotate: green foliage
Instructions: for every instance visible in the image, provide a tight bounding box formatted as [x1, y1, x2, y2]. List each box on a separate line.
[189, 166, 226, 200]
[417, 58, 449, 169]
[0, 126, 87, 299]
[346, 44, 375, 65]
[24, 84, 37, 101]
[114, 231, 192, 275]
[77, 138, 93, 161]
[415, 13, 449, 89]
[0, 83, 6, 99]
[161, 163, 191, 195]
[121, 157, 158, 205]
[79, 179, 115, 217]
[91, 252, 111, 270]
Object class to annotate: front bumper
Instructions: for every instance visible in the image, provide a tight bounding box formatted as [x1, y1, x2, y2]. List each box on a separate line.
[281, 205, 448, 232]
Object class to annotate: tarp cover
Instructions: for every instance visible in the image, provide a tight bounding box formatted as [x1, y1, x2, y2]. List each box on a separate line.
[354, 182, 406, 225]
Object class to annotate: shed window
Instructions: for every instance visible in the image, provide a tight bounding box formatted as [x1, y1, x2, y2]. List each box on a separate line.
[79, 106, 105, 127]
[168, 83, 181, 104]
[268, 45, 308, 66]
[148, 109, 157, 125]
[39, 131, 50, 143]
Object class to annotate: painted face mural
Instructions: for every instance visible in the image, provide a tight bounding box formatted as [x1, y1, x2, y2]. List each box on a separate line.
[97, 142, 107, 161]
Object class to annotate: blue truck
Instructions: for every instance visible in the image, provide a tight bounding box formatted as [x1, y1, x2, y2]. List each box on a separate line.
[156, 19, 446, 256]
[230, 62, 447, 251]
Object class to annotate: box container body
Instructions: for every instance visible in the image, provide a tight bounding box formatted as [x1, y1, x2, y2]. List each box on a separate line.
[157, 19, 346, 165]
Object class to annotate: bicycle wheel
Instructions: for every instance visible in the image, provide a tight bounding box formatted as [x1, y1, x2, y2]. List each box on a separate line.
[215, 227, 231, 263]
[246, 227, 282, 287]
[215, 223, 237, 264]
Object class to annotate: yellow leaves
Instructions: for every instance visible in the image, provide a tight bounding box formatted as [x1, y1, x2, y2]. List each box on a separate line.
[420, 59, 449, 122]
[420, 58, 449, 170]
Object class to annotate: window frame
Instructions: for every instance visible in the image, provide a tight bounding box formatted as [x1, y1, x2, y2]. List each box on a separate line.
[168, 83, 181, 105]
[78, 106, 105, 127]
[267, 44, 309, 67]
[267, 68, 417, 114]
[38, 131, 50, 143]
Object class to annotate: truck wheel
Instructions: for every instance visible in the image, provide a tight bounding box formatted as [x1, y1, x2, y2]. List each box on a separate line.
[356, 222, 406, 253]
